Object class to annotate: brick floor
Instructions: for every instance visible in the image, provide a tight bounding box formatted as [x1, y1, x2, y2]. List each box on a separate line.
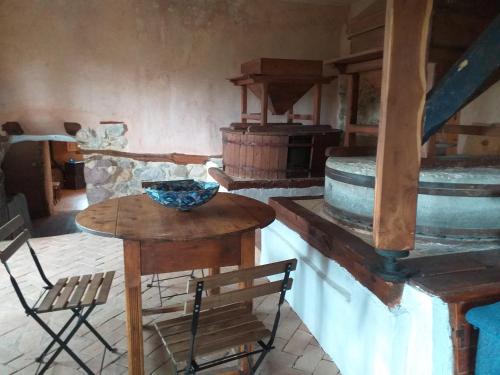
[0, 233, 342, 374]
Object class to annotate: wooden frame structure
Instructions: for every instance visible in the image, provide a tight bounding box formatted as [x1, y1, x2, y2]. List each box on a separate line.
[229, 58, 334, 127]
[325, 48, 383, 146]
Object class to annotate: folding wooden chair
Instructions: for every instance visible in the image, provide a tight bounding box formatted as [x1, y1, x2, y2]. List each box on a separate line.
[0, 215, 117, 374]
[154, 258, 297, 374]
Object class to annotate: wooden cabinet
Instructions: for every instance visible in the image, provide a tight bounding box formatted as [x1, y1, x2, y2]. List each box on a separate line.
[3, 141, 52, 219]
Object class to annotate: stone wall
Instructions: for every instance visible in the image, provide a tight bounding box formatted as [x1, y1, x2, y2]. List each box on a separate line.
[76, 123, 213, 204]
[84, 154, 208, 204]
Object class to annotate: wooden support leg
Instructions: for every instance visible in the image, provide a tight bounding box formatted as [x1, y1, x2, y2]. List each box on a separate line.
[313, 83, 322, 125]
[343, 74, 359, 146]
[260, 83, 268, 126]
[124, 240, 144, 375]
[373, 0, 432, 279]
[208, 267, 221, 295]
[239, 231, 255, 374]
[241, 86, 248, 124]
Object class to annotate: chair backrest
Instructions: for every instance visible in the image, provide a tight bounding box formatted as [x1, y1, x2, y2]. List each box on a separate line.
[0, 215, 30, 264]
[184, 258, 297, 313]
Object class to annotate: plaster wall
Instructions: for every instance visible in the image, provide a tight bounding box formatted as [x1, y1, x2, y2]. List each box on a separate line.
[261, 219, 454, 375]
[0, 0, 348, 155]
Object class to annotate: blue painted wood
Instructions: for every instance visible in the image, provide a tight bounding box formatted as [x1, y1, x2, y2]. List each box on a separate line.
[422, 15, 500, 143]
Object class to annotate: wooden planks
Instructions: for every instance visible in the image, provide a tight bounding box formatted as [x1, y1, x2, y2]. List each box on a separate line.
[38, 278, 67, 312]
[220, 127, 339, 180]
[77, 193, 275, 242]
[156, 302, 271, 367]
[52, 276, 80, 310]
[372, 0, 433, 252]
[0, 229, 30, 262]
[187, 258, 297, 293]
[208, 167, 324, 191]
[37, 272, 114, 312]
[79, 149, 214, 165]
[66, 274, 91, 308]
[75, 198, 119, 237]
[184, 279, 293, 313]
[140, 235, 241, 275]
[81, 273, 104, 306]
[0, 215, 24, 241]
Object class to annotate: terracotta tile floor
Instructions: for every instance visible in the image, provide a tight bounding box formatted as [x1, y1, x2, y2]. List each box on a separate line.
[0, 233, 341, 374]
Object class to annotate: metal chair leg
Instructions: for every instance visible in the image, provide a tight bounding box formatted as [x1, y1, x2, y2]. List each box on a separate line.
[252, 349, 270, 373]
[78, 311, 117, 352]
[35, 311, 79, 362]
[37, 306, 95, 374]
[31, 313, 93, 374]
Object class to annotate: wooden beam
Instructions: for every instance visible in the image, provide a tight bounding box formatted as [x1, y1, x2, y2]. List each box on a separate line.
[313, 83, 322, 125]
[79, 149, 216, 165]
[422, 15, 500, 142]
[260, 82, 268, 126]
[373, 0, 432, 252]
[343, 74, 359, 146]
[241, 86, 248, 124]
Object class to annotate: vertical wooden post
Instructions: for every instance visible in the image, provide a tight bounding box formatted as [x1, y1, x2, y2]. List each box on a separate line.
[241, 86, 248, 124]
[312, 83, 322, 125]
[208, 267, 221, 295]
[239, 230, 255, 374]
[123, 240, 144, 375]
[260, 82, 268, 126]
[343, 74, 359, 146]
[288, 106, 294, 124]
[373, 0, 432, 265]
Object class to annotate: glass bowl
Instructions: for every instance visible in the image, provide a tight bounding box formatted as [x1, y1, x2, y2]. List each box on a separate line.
[144, 180, 219, 211]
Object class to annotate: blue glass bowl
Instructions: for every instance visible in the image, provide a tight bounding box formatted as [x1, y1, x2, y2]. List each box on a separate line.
[144, 180, 219, 211]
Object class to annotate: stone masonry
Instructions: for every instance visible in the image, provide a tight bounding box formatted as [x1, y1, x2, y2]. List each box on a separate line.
[75, 123, 211, 204]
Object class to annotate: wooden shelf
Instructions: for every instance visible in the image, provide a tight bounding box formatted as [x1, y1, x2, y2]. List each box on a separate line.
[325, 48, 383, 66]
[325, 48, 383, 74]
[346, 124, 379, 135]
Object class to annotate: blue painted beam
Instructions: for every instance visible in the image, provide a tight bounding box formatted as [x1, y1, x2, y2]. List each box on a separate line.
[422, 14, 500, 143]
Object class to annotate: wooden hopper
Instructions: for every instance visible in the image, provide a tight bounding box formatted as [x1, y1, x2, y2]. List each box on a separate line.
[229, 58, 334, 125]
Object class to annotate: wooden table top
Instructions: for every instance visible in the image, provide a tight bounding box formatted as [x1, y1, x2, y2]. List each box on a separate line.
[76, 193, 276, 242]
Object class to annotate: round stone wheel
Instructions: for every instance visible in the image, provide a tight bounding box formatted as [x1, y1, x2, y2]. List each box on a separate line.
[324, 156, 500, 251]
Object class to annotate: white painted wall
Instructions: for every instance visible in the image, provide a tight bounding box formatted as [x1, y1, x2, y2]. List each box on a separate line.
[261, 220, 454, 375]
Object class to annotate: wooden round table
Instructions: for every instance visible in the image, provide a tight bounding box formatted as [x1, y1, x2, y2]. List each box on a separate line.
[76, 192, 275, 375]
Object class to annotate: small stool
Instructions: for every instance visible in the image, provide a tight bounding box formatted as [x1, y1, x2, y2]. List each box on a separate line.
[465, 301, 500, 375]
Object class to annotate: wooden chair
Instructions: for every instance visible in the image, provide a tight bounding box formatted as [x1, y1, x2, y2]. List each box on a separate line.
[154, 258, 297, 374]
[0, 215, 117, 374]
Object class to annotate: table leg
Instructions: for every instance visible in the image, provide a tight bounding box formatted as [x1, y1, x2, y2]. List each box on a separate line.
[208, 267, 221, 295]
[239, 231, 255, 374]
[124, 240, 144, 375]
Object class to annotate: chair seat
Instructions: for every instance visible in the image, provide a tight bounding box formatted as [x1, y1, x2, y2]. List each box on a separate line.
[36, 271, 115, 313]
[155, 304, 271, 364]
